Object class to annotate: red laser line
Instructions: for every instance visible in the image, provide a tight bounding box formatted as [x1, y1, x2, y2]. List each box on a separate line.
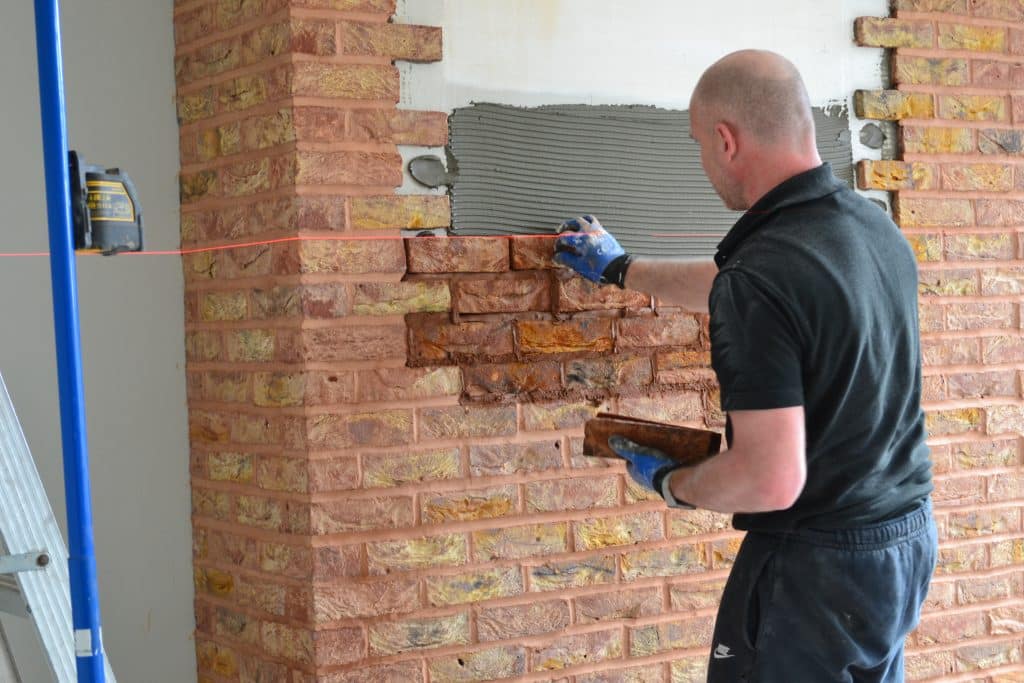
[0, 230, 716, 258]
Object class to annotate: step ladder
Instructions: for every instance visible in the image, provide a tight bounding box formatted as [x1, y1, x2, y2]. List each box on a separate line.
[0, 373, 115, 682]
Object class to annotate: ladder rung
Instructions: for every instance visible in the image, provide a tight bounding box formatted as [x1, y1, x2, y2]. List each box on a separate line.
[0, 552, 48, 575]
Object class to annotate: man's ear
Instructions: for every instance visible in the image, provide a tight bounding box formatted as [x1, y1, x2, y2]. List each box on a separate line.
[714, 121, 738, 161]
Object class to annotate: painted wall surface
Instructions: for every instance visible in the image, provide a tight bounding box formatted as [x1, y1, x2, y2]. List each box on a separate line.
[396, 0, 888, 196]
[0, 3, 194, 682]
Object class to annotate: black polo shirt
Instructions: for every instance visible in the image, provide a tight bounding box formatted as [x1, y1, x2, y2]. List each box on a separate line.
[710, 163, 932, 530]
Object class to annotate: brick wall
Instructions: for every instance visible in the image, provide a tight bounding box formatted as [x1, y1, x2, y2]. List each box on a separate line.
[857, 1, 1024, 679]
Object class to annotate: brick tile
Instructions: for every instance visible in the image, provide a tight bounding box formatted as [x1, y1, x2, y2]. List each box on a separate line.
[351, 195, 450, 230]
[894, 56, 968, 86]
[406, 236, 509, 273]
[855, 17, 934, 48]
[938, 23, 1007, 53]
[854, 90, 934, 120]
[477, 599, 570, 641]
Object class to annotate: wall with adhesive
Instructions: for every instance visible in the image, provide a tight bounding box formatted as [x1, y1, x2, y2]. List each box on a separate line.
[396, 0, 890, 193]
[0, 2, 194, 682]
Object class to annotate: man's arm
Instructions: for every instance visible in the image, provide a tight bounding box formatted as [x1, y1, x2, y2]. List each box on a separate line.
[667, 406, 806, 513]
[625, 257, 718, 314]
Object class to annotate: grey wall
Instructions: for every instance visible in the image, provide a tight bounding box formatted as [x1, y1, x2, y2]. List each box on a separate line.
[0, 2, 194, 682]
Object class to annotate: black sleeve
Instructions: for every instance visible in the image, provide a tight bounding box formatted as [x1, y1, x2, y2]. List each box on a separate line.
[710, 270, 804, 411]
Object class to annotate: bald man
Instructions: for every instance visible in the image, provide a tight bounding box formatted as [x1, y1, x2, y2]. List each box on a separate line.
[555, 51, 936, 682]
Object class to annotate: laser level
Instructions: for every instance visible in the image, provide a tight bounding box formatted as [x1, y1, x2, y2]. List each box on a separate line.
[69, 151, 143, 254]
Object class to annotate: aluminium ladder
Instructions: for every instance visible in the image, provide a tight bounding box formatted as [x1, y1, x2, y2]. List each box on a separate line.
[0, 373, 115, 682]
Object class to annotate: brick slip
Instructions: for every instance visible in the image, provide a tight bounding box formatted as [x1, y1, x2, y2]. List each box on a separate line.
[517, 317, 614, 355]
[973, 60, 1024, 88]
[311, 496, 414, 534]
[943, 94, 1008, 122]
[903, 126, 974, 154]
[933, 474, 985, 505]
[947, 508, 1021, 538]
[618, 540, 708, 581]
[350, 195, 450, 230]
[525, 476, 618, 513]
[529, 628, 623, 673]
[857, 160, 936, 191]
[905, 651, 957, 680]
[892, 197, 973, 227]
[916, 611, 988, 646]
[205, 452, 253, 485]
[670, 579, 728, 611]
[987, 404, 1024, 434]
[991, 537, 1024, 567]
[956, 641, 1023, 671]
[574, 511, 664, 551]
[348, 109, 448, 146]
[421, 485, 517, 523]
[574, 586, 662, 623]
[426, 566, 524, 606]
[972, 0, 1024, 21]
[463, 361, 562, 399]
[944, 233, 1015, 260]
[477, 599, 570, 641]
[407, 315, 514, 365]
[895, 0, 967, 10]
[854, 17, 934, 48]
[936, 543, 987, 575]
[511, 236, 559, 270]
[428, 645, 526, 682]
[290, 0, 396, 11]
[529, 555, 617, 591]
[947, 370, 1017, 399]
[918, 268, 978, 296]
[368, 612, 470, 656]
[357, 366, 461, 402]
[521, 401, 599, 431]
[291, 62, 399, 101]
[300, 325, 406, 362]
[295, 239, 405, 275]
[576, 664, 663, 683]
[943, 163, 1013, 191]
[977, 199, 1024, 226]
[669, 509, 733, 537]
[352, 281, 450, 316]
[939, 23, 1007, 53]
[367, 533, 467, 575]
[307, 457, 360, 492]
[318, 661, 424, 683]
[854, 90, 934, 120]
[173, 4, 214, 46]
[618, 314, 701, 349]
[951, 439, 1019, 470]
[894, 56, 968, 86]
[419, 404, 517, 440]
[337, 21, 443, 62]
[469, 440, 563, 476]
[957, 572, 1022, 604]
[983, 334, 1024, 363]
[629, 616, 716, 656]
[980, 128, 1024, 155]
[557, 276, 650, 312]
[618, 393, 705, 425]
[473, 523, 569, 561]
[991, 605, 1024, 634]
[565, 356, 653, 393]
[710, 537, 743, 569]
[306, 410, 412, 449]
[294, 150, 402, 187]
[925, 408, 984, 436]
[406, 236, 509, 273]
[453, 272, 550, 314]
[946, 301, 1016, 330]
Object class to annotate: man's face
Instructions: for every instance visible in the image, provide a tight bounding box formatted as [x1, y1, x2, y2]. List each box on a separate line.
[690, 103, 746, 211]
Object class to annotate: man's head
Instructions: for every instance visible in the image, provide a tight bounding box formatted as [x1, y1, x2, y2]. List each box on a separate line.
[689, 50, 822, 210]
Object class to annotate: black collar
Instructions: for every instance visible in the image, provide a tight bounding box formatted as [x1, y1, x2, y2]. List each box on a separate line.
[714, 163, 845, 268]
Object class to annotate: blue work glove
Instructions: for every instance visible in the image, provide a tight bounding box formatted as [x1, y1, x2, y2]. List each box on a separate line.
[609, 435, 694, 509]
[553, 215, 631, 287]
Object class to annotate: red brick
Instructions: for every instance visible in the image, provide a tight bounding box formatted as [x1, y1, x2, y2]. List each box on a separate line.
[349, 109, 448, 146]
[419, 404, 517, 440]
[524, 476, 618, 513]
[311, 496, 413, 534]
[293, 239, 405, 275]
[855, 17, 934, 48]
[947, 507, 1021, 538]
[174, 4, 215, 46]
[308, 457, 360, 493]
[294, 150, 402, 187]
[406, 237, 509, 273]
[894, 56, 969, 86]
[854, 90, 934, 120]
[300, 325, 406, 362]
[517, 317, 614, 355]
[292, 62, 400, 101]
[306, 410, 413, 449]
[945, 233, 1014, 260]
[511, 236, 560, 270]
[972, 0, 1024, 21]
[564, 356, 653, 394]
[916, 611, 987, 646]
[557, 276, 650, 312]
[893, 197, 973, 228]
[574, 586, 661, 623]
[938, 23, 1007, 53]
[350, 195, 449, 230]
[895, 0, 966, 10]
[946, 370, 1017, 399]
[320, 661, 424, 682]
[528, 628, 623, 673]
[356, 366, 461, 402]
[942, 163, 1013, 191]
[954, 640, 1022, 672]
[407, 314, 514, 365]
[422, 485, 517, 523]
[477, 599, 570, 641]
[946, 301, 1016, 330]
[617, 314, 701, 349]
[630, 616, 715, 655]
[857, 160, 936, 191]
[453, 273, 550, 313]
[922, 337, 979, 365]
[463, 362, 562, 399]
[468, 441, 563, 477]
[337, 22, 442, 62]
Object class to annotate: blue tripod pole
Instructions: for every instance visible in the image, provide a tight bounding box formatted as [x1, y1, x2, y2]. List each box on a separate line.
[32, 0, 106, 680]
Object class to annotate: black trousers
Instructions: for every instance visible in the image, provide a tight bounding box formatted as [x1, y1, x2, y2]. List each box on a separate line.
[707, 499, 937, 683]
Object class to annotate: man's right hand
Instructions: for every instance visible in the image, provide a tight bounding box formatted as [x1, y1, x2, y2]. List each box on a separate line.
[553, 215, 629, 285]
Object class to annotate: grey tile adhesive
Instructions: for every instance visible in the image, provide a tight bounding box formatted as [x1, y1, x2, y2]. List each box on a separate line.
[447, 103, 853, 257]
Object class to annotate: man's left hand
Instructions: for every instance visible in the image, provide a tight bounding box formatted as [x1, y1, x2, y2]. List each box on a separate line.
[608, 435, 680, 493]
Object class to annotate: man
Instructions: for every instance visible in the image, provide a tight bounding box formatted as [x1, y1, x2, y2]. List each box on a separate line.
[554, 50, 936, 683]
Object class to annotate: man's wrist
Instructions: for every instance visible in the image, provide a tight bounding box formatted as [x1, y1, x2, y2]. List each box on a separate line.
[600, 254, 632, 289]
[655, 467, 696, 510]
